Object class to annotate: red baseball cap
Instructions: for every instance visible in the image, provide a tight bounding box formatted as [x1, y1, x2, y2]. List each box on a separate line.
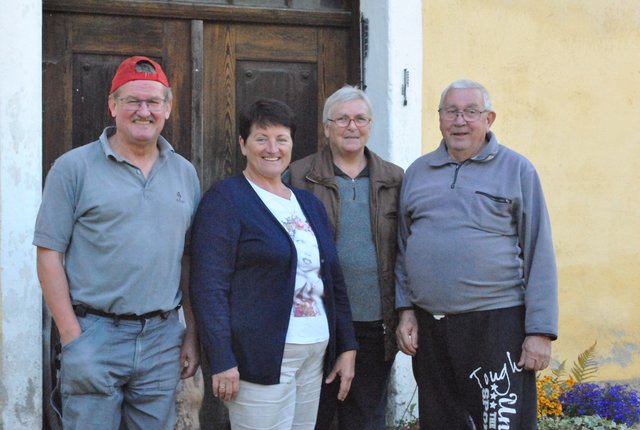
[110, 56, 170, 93]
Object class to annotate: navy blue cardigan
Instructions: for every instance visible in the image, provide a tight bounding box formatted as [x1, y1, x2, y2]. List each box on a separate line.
[190, 174, 357, 385]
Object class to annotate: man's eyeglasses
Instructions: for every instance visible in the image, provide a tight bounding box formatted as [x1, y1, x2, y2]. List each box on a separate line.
[117, 97, 166, 113]
[438, 108, 488, 122]
[327, 116, 371, 128]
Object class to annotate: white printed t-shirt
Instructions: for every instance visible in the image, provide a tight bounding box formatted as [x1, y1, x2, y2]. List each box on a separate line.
[248, 180, 330, 344]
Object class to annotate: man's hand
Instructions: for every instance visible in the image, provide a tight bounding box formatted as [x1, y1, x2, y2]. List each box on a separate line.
[37, 247, 82, 346]
[396, 309, 419, 356]
[179, 332, 200, 379]
[213, 367, 240, 401]
[325, 350, 356, 401]
[518, 335, 552, 371]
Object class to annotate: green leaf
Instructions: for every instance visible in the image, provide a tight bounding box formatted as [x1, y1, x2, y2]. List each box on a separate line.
[538, 415, 629, 430]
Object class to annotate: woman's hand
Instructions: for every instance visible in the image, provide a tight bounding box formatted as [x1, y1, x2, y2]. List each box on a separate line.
[212, 367, 240, 401]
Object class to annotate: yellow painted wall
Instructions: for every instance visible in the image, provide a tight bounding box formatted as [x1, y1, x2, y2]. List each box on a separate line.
[423, 0, 640, 382]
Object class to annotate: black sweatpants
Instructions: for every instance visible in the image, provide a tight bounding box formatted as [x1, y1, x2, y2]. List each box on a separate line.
[413, 306, 537, 430]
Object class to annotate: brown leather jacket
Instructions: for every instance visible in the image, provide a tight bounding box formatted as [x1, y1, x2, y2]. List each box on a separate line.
[286, 144, 403, 361]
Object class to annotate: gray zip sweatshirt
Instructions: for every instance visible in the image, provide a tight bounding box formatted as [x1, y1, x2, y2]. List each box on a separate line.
[395, 132, 558, 338]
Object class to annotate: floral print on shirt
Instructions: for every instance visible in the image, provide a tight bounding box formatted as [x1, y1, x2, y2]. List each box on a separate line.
[281, 214, 324, 318]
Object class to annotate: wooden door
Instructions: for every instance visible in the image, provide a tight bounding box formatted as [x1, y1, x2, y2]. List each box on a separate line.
[43, 1, 361, 429]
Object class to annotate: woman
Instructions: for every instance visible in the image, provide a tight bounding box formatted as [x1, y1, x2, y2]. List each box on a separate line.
[190, 99, 358, 429]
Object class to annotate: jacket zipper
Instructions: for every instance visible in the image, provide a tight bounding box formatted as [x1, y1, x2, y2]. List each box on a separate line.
[351, 178, 356, 200]
[451, 163, 463, 188]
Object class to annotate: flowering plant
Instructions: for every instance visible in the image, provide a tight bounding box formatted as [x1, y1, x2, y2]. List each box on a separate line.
[537, 341, 597, 418]
[561, 382, 640, 427]
[536, 341, 640, 428]
[537, 375, 576, 418]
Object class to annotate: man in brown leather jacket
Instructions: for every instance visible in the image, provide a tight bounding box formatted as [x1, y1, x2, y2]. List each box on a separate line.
[284, 85, 403, 430]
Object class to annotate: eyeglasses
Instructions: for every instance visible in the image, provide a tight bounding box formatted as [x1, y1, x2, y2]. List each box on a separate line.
[117, 97, 166, 113]
[438, 108, 488, 122]
[327, 116, 371, 128]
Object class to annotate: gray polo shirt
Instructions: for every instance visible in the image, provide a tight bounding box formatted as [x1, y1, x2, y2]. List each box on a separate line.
[34, 127, 200, 315]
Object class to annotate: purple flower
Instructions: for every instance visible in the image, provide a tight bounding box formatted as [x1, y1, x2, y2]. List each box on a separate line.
[560, 382, 640, 426]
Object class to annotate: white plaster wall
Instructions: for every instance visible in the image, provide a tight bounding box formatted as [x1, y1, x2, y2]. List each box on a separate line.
[360, 0, 423, 426]
[361, 0, 423, 170]
[0, 0, 43, 428]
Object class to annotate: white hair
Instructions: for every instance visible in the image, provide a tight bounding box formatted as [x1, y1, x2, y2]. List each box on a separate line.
[439, 79, 492, 111]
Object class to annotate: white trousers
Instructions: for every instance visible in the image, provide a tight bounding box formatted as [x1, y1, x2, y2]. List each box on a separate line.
[226, 340, 329, 430]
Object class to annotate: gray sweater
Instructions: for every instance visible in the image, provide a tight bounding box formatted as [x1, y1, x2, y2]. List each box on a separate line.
[334, 168, 382, 321]
[395, 132, 558, 338]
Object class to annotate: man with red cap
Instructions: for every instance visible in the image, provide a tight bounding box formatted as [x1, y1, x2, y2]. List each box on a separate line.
[34, 56, 201, 429]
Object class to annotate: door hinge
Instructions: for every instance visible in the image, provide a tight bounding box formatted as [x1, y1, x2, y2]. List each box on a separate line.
[360, 14, 369, 90]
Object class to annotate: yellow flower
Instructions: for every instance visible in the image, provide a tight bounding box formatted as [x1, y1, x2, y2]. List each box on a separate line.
[537, 375, 566, 417]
